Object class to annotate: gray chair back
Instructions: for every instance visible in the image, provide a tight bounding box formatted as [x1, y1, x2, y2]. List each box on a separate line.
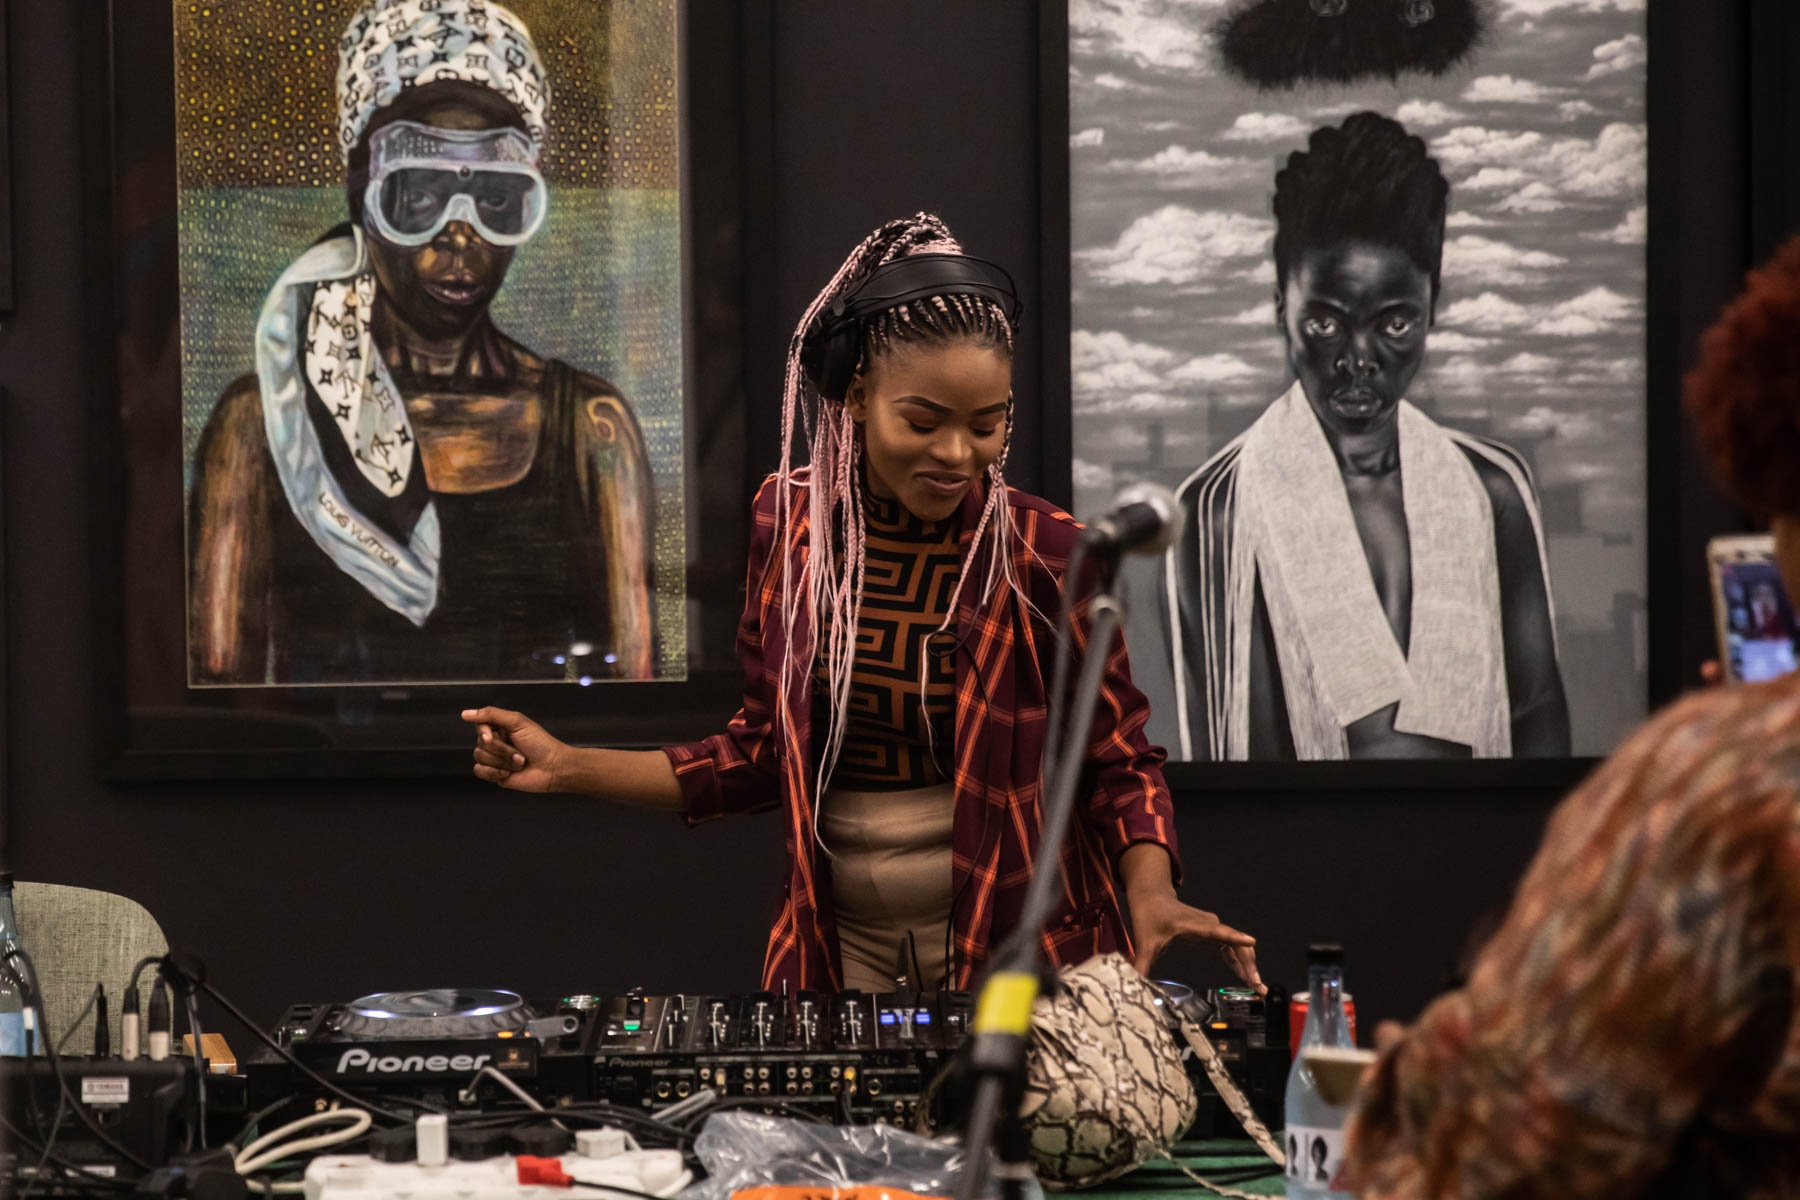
[14, 882, 169, 1053]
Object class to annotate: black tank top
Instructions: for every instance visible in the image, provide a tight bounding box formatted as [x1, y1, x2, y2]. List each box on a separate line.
[267, 360, 618, 684]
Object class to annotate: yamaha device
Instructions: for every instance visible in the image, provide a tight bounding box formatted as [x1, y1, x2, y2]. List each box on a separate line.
[0, 1057, 202, 1178]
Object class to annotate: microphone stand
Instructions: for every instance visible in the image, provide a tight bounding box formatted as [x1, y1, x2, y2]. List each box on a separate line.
[956, 543, 1128, 1200]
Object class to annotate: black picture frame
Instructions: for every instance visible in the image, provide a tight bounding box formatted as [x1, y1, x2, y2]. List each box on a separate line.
[1036, 0, 1677, 792]
[0, 1, 14, 315]
[0, 389, 9, 861]
[84, 0, 767, 779]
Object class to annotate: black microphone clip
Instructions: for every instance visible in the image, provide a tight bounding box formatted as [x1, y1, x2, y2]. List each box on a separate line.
[1081, 482, 1182, 558]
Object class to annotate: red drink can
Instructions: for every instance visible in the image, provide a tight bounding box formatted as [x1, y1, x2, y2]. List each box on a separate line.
[1288, 991, 1357, 1051]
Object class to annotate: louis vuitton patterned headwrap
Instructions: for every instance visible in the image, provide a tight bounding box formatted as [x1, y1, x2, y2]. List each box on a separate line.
[337, 0, 551, 160]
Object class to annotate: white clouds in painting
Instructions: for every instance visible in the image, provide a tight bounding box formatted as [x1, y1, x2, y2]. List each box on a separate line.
[1438, 291, 1539, 332]
[1068, 0, 1215, 72]
[1215, 301, 1276, 327]
[1071, 127, 1107, 148]
[1494, 182, 1568, 213]
[1462, 75, 1561, 105]
[1167, 353, 1261, 384]
[1220, 112, 1311, 142]
[1395, 100, 1465, 128]
[1105, 145, 1263, 188]
[1510, 404, 1608, 442]
[1460, 167, 1534, 192]
[1443, 235, 1569, 286]
[1072, 459, 1112, 490]
[1495, 0, 1643, 15]
[1073, 329, 1260, 401]
[1078, 205, 1271, 286]
[1440, 287, 1639, 337]
[1072, 329, 1178, 393]
[1588, 204, 1647, 244]
[1435, 122, 1646, 215]
[1586, 34, 1646, 80]
[1531, 286, 1640, 336]
[1425, 331, 1498, 353]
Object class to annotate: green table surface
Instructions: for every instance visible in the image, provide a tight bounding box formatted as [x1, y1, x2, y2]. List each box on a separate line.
[1080, 1139, 1285, 1199]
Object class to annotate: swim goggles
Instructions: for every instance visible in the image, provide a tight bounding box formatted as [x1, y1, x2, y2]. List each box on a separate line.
[363, 120, 548, 248]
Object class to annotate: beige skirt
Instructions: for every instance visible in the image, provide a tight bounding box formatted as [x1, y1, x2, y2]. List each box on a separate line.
[819, 782, 956, 993]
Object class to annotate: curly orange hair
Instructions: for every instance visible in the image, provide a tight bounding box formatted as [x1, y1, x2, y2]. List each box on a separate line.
[1684, 235, 1800, 520]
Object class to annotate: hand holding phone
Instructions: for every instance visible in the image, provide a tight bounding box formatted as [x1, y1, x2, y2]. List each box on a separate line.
[1708, 535, 1800, 684]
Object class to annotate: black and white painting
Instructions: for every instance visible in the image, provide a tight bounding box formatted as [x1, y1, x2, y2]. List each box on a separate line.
[1069, 0, 1646, 761]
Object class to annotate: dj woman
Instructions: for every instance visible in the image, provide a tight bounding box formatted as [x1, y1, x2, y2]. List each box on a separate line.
[190, 0, 655, 685]
[466, 214, 1264, 995]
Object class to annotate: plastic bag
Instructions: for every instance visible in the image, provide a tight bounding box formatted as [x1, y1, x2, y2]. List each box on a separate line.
[679, 1112, 1042, 1200]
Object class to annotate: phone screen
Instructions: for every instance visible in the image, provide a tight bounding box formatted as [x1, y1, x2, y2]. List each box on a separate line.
[1719, 558, 1800, 683]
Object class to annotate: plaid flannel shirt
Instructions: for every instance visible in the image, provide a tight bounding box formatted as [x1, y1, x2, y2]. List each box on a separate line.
[663, 471, 1180, 991]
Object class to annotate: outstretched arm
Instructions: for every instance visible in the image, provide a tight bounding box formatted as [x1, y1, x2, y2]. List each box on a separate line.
[464, 705, 684, 810]
[576, 383, 658, 679]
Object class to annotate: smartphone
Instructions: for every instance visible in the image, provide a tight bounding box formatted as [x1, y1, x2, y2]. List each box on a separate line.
[1708, 534, 1800, 684]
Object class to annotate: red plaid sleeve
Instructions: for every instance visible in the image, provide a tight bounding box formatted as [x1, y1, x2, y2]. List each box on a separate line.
[1027, 501, 1182, 884]
[663, 477, 785, 822]
[1070, 585, 1182, 885]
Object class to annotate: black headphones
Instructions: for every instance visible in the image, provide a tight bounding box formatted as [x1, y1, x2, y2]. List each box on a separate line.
[798, 253, 1023, 401]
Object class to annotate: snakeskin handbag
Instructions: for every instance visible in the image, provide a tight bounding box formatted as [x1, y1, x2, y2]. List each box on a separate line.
[1017, 953, 1284, 1191]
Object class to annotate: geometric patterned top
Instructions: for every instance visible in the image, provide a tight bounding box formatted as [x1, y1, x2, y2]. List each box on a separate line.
[818, 488, 960, 791]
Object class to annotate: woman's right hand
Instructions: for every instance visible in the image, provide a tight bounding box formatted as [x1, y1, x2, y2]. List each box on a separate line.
[461, 707, 567, 792]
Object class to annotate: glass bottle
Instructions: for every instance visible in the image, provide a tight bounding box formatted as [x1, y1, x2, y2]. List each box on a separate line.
[1284, 944, 1353, 1199]
[0, 874, 26, 1056]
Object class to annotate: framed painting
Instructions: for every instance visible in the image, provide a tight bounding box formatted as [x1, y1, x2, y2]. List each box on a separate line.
[88, 0, 759, 777]
[1046, 0, 1660, 786]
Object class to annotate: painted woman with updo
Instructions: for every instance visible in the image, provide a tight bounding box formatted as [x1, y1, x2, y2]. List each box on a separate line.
[466, 213, 1264, 994]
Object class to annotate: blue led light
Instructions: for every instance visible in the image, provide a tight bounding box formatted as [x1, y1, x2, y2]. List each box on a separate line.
[879, 1012, 897, 1025]
[915, 1012, 932, 1024]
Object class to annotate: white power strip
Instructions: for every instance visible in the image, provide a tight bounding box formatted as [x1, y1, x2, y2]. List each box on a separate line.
[301, 1147, 692, 1200]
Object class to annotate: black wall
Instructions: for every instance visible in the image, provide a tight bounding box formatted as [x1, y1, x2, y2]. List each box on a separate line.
[0, 0, 1783, 1034]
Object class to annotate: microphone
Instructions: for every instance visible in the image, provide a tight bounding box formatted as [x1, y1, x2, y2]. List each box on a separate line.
[1082, 482, 1182, 556]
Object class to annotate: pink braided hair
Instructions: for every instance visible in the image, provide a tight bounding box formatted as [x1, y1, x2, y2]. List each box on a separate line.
[771, 214, 1032, 849]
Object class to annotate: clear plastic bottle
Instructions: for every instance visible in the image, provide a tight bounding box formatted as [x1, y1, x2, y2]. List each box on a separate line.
[1284, 944, 1353, 1199]
[0, 873, 24, 1056]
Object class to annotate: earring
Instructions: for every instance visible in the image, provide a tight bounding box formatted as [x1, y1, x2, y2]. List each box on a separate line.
[1310, 0, 1349, 13]
[1400, 0, 1434, 25]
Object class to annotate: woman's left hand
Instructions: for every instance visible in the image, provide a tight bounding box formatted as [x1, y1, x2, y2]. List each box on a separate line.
[1130, 893, 1266, 995]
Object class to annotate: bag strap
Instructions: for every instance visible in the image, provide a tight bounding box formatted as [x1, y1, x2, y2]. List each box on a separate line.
[1172, 1011, 1286, 1167]
[1156, 1156, 1282, 1200]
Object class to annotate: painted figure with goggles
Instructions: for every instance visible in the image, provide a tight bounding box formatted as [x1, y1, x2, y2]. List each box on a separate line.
[188, 0, 657, 685]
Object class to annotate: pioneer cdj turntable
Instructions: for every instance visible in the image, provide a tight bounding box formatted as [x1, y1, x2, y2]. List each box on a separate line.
[245, 988, 591, 1113]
